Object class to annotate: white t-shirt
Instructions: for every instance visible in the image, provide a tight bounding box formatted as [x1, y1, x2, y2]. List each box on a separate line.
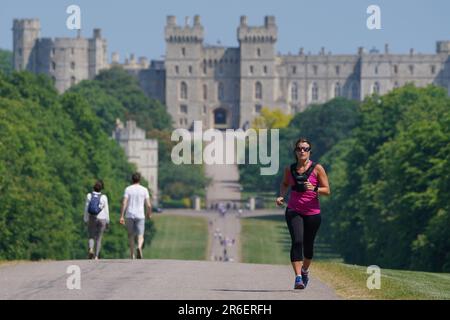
[83, 192, 110, 223]
[124, 184, 150, 219]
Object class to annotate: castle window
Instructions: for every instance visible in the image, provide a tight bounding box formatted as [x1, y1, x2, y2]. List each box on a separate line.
[218, 83, 225, 100]
[181, 47, 186, 57]
[374, 66, 378, 74]
[334, 82, 341, 97]
[180, 82, 188, 99]
[219, 65, 224, 75]
[257, 48, 261, 57]
[394, 65, 398, 74]
[71, 76, 76, 86]
[335, 66, 340, 75]
[250, 65, 254, 74]
[254, 104, 262, 114]
[71, 62, 75, 70]
[372, 82, 380, 94]
[175, 65, 179, 74]
[255, 82, 263, 100]
[180, 104, 188, 114]
[292, 66, 297, 74]
[291, 82, 298, 101]
[394, 81, 399, 89]
[311, 82, 319, 101]
[203, 105, 207, 115]
[431, 65, 436, 74]
[189, 65, 193, 74]
[263, 65, 268, 74]
[203, 61, 207, 74]
[52, 61, 56, 71]
[409, 65, 414, 75]
[203, 84, 208, 100]
[313, 65, 318, 75]
[51, 48, 55, 56]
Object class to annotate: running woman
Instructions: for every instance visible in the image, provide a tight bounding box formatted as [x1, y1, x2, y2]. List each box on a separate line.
[276, 138, 330, 289]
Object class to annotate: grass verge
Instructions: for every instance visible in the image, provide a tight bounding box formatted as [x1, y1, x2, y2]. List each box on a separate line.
[240, 214, 450, 300]
[143, 214, 208, 261]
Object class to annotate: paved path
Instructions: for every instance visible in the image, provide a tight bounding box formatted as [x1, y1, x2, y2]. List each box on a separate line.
[204, 133, 242, 208]
[0, 259, 340, 300]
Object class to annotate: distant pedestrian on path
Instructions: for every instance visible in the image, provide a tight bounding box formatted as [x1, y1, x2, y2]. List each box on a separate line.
[84, 180, 110, 260]
[120, 173, 152, 259]
[276, 138, 330, 289]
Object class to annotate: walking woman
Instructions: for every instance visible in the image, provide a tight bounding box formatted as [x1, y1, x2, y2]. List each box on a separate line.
[276, 138, 330, 289]
[84, 180, 110, 260]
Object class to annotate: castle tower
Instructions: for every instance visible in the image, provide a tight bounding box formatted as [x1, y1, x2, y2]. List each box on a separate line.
[88, 28, 108, 78]
[12, 19, 40, 71]
[164, 15, 204, 129]
[238, 16, 278, 128]
[112, 120, 159, 205]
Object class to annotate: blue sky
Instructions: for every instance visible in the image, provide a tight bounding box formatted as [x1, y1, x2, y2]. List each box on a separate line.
[1, 0, 449, 62]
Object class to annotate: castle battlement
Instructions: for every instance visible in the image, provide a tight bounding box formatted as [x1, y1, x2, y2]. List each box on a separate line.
[237, 15, 277, 43]
[165, 15, 204, 43]
[13, 18, 40, 30]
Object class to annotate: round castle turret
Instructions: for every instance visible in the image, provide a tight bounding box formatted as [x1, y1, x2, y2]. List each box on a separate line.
[12, 18, 40, 71]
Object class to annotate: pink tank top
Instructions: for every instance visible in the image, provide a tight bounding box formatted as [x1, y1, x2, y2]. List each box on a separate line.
[287, 162, 320, 215]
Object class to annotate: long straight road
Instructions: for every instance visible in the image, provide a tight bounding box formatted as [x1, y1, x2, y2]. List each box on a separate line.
[0, 259, 340, 300]
[204, 131, 242, 209]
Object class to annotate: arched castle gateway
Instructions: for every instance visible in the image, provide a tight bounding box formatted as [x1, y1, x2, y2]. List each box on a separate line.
[12, 16, 450, 130]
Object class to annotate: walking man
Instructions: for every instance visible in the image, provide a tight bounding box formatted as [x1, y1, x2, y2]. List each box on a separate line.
[120, 173, 152, 259]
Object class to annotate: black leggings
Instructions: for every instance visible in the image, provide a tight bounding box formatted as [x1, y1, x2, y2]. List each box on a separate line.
[285, 208, 322, 262]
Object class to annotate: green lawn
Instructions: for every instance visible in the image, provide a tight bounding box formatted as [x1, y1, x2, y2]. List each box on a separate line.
[240, 214, 450, 300]
[240, 214, 341, 264]
[143, 215, 209, 261]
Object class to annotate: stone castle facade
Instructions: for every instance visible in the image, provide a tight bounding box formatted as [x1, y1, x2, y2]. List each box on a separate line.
[112, 120, 158, 204]
[12, 16, 450, 130]
[12, 19, 108, 93]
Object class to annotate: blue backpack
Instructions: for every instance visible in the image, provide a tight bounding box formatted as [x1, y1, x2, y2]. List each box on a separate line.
[88, 193, 103, 216]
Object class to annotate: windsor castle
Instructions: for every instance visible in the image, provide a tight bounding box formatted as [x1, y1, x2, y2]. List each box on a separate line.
[12, 15, 450, 130]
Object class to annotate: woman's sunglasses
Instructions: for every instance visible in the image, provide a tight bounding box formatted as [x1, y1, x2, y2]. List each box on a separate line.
[295, 146, 311, 152]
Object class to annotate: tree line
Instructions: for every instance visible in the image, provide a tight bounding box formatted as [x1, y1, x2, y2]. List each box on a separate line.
[239, 85, 449, 272]
[0, 56, 208, 259]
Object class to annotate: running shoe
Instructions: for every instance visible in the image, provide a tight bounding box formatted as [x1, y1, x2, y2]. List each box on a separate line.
[88, 248, 94, 260]
[294, 275, 305, 289]
[301, 270, 309, 288]
[136, 247, 143, 259]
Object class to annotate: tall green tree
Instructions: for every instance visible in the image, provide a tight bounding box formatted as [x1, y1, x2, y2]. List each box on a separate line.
[0, 49, 13, 75]
[0, 71, 138, 260]
[321, 84, 450, 271]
